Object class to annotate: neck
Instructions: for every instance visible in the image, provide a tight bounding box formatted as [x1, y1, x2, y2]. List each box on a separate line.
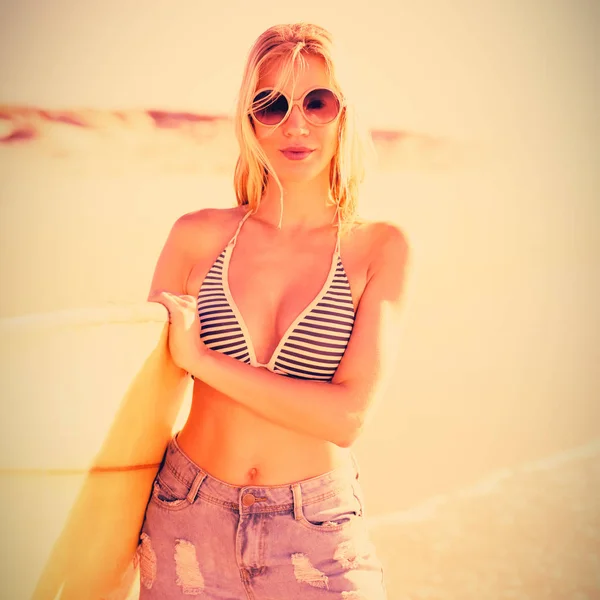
[256, 171, 338, 231]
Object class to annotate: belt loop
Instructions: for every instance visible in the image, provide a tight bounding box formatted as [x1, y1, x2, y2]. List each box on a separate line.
[291, 483, 302, 521]
[187, 471, 206, 505]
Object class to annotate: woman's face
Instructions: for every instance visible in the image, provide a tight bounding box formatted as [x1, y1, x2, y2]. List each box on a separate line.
[252, 54, 341, 185]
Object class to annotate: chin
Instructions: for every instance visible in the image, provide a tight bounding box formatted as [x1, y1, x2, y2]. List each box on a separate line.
[273, 159, 330, 185]
[279, 168, 320, 184]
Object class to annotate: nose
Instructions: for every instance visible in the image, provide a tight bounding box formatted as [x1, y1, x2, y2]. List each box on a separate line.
[283, 104, 309, 136]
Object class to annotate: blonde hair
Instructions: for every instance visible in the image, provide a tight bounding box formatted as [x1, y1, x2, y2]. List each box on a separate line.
[233, 23, 373, 230]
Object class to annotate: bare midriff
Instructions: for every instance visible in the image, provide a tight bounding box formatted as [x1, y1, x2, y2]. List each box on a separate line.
[173, 207, 369, 487]
[176, 379, 352, 487]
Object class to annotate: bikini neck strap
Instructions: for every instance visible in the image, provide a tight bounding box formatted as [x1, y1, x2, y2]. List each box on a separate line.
[334, 204, 342, 256]
[228, 208, 253, 248]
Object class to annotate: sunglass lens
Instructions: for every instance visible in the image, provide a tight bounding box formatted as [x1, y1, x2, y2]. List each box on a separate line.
[303, 89, 340, 124]
[252, 90, 289, 125]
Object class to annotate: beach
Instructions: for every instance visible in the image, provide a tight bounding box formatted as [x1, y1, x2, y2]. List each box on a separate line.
[0, 106, 598, 598]
[371, 441, 600, 599]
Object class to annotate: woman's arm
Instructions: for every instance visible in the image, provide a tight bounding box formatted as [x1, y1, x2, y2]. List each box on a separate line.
[192, 348, 356, 445]
[156, 223, 410, 448]
[147, 213, 198, 300]
[147, 212, 206, 382]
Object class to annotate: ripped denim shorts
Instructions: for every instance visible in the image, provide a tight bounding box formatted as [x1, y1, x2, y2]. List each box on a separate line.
[136, 434, 387, 599]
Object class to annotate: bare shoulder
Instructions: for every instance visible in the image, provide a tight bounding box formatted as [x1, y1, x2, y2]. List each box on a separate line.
[356, 218, 410, 318]
[370, 220, 409, 270]
[347, 217, 410, 278]
[148, 205, 246, 297]
[166, 206, 248, 264]
[170, 205, 246, 244]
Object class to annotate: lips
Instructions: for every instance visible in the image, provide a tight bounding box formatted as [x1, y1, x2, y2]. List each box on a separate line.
[280, 147, 315, 161]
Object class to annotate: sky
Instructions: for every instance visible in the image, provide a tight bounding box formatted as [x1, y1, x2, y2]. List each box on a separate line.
[0, 0, 598, 138]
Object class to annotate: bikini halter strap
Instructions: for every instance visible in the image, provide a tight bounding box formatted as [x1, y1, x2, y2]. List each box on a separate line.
[334, 204, 342, 256]
[228, 209, 253, 247]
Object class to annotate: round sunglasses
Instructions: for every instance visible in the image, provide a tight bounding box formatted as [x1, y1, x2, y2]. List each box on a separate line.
[250, 87, 343, 126]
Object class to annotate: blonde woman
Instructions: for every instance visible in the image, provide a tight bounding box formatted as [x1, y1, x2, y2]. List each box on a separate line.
[142, 22, 408, 599]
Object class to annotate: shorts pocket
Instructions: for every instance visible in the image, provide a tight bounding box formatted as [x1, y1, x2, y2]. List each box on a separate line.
[299, 482, 364, 533]
[150, 467, 193, 512]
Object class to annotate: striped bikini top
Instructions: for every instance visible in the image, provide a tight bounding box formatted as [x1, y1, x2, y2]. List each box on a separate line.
[196, 210, 355, 381]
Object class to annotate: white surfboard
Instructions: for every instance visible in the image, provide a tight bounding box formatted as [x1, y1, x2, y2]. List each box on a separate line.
[0, 303, 192, 599]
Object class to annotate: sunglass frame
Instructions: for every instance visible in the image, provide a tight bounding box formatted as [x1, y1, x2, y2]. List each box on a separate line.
[250, 86, 344, 126]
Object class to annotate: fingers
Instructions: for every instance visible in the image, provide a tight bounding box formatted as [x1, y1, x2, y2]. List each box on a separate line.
[149, 291, 174, 304]
[148, 291, 198, 325]
[149, 291, 196, 306]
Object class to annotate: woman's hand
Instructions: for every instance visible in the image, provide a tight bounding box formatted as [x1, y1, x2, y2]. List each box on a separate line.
[148, 291, 205, 374]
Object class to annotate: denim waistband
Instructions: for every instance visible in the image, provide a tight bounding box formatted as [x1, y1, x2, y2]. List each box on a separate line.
[160, 434, 360, 515]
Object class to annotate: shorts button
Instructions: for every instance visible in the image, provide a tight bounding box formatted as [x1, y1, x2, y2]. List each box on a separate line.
[242, 493, 256, 507]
